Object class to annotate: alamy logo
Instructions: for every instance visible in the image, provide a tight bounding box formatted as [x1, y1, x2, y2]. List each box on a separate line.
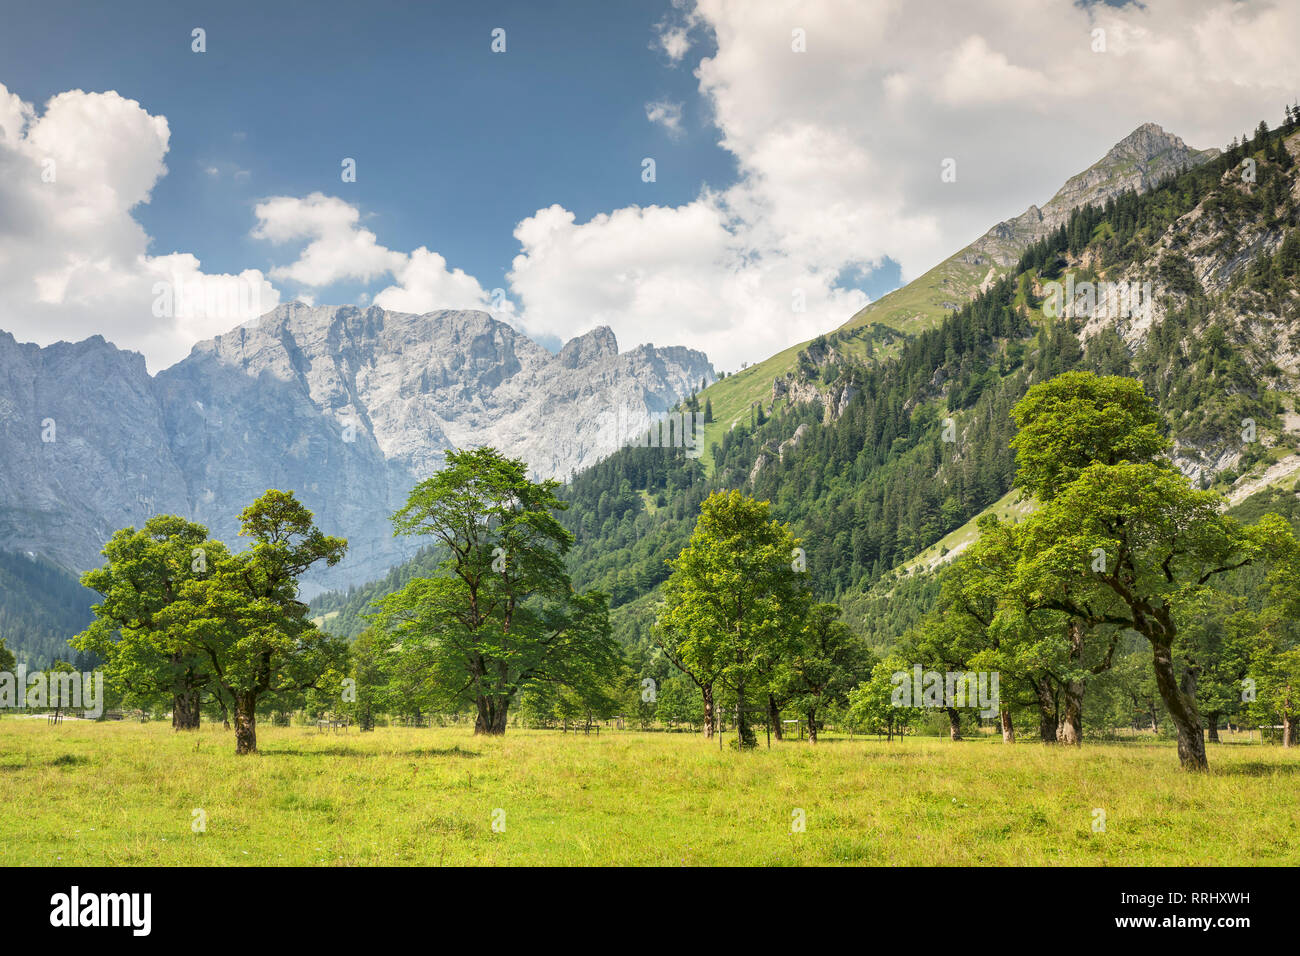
[891, 666, 1000, 718]
[49, 886, 151, 936]
[596, 406, 703, 458]
[151, 271, 264, 323]
[0, 667, 103, 718]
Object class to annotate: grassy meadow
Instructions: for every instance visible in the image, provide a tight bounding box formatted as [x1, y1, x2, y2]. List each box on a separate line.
[2, 719, 1297, 866]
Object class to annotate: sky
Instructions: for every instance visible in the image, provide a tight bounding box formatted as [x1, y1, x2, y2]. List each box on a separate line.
[0, 0, 1297, 373]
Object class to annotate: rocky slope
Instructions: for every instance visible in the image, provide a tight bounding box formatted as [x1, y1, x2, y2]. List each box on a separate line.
[0, 306, 713, 593]
[847, 123, 1220, 332]
[966, 122, 1220, 268]
[687, 124, 1221, 469]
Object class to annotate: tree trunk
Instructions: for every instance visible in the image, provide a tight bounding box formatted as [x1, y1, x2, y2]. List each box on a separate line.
[1031, 677, 1057, 743]
[946, 707, 962, 741]
[735, 677, 756, 748]
[1057, 681, 1083, 745]
[701, 683, 714, 739]
[474, 695, 509, 735]
[768, 695, 782, 740]
[806, 709, 818, 744]
[172, 689, 201, 730]
[1284, 684, 1296, 747]
[233, 692, 258, 755]
[1150, 641, 1207, 771]
[1206, 711, 1221, 744]
[1000, 704, 1015, 743]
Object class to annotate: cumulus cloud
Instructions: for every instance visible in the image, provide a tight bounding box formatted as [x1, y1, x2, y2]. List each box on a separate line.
[0, 84, 278, 371]
[507, 199, 869, 366]
[513, 0, 1300, 370]
[5, 1, 1299, 375]
[251, 193, 503, 318]
[373, 247, 499, 314]
[252, 193, 406, 286]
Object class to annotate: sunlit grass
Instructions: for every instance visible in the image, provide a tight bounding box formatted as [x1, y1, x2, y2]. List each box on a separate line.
[1, 720, 1295, 866]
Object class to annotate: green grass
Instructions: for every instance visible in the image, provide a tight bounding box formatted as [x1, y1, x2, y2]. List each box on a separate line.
[841, 254, 999, 337]
[899, 490, 1037, 574]
[2, 720, 1297, 866]
[695, 340, 811, 470]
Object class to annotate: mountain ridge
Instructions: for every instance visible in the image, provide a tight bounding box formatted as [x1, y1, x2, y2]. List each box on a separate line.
[0, 306, 714, 599]
[683, 123, 1220, 471]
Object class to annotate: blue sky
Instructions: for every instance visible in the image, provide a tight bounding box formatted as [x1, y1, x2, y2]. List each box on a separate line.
[0, 0, 773, 316]
[0, 1, 1294, 372]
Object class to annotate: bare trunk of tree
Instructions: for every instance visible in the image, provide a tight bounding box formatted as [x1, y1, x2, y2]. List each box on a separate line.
[1031, 677, 1057, 743]
[1206, 711, 1221, 744]
[946, 707, 962, 741]
[806, 708, 818, 744]
[215, 693, 231, 730]
[1151, 641, 1207, 771]
[701, 683, 714, 739]
[1283, 685, 1296, 747]
[1000, 704, 1015, 743]
[474, 695, 509, 735]
[734, 676, 756, 748]
[1057, 681, 1083, 745]
[172, 689, 201, 730]
[1055, 621, 1086, 744]
[234, 692, 257, 755]
[769, 695, 782, 740]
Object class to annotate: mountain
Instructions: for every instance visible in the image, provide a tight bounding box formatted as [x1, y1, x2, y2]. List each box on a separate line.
[311, 113, 1300, 677]
[690, 124, 1221, 469]
[844, 122, 1221, 335]
[10, 117, 1294, 671]
[0, 306, 714, 628]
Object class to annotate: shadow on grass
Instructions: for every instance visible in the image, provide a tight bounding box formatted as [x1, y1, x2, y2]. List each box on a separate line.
[261, 745, 481, 759]
[1217, 761, 1300, 777]
[0, 754, 91, 771]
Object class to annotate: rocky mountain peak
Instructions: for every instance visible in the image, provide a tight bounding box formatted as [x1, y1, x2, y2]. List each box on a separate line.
[558, 326, 619, 368]
[0, 308, 713, 593]
[967, 122, 1220, 267]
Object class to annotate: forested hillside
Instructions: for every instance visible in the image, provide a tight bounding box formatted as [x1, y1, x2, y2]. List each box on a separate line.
[0, 550, 95, 667]
[312, 110, 1300, 677]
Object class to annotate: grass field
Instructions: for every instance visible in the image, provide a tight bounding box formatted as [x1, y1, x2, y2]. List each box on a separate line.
[2, 720, 1297, 866]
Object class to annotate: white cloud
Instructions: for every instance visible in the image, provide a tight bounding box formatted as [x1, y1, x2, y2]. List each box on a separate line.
[373, 247, 498, 314]
[936, 35, 1051, 107]
[250, 193, 502, 318]
[501, 0, 1300, 371]
[4, 1, 1299, 376]
[506, 200, 868, 366]
[0, 84, 278, 371]
[645, 98, 685, 137]
[654, 23, 693, 63]
[252, 193, 406, 286]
